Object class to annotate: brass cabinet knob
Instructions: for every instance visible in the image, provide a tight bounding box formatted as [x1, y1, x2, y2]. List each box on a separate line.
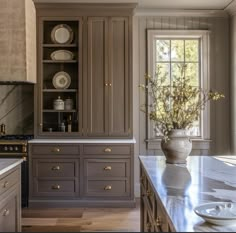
[51, 166, 60, 171]
[104, 166, 112, 171]
[2, 209, 10, 217]
[51, 185, 60, 190]
[104, 185, 112, 190]
[3, 181, 9, 188]
[39, 123, 43, 127]
[109, 83, 112, 86]
[146, 190, 153, 197]
[156, 217, 162, 226]
[104, 148, 112, 153]
[52, 148, 60, 153]
[105, 83, 108, 86]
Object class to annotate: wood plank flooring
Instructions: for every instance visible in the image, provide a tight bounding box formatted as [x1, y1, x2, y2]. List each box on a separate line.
[22, 199, 140, 232]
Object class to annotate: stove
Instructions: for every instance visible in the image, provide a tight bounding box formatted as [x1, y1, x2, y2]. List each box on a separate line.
[0, 134, 34, 208]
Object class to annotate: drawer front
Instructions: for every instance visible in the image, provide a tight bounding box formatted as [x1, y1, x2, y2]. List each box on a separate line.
[84, 180, 130, 197]
[83, 145, 131, 155]
[84, 159, 130, 177]
[0, 190, 17, 232]
[0, 169, 19, 196]
[31, 144, 80, 155]
[33, 159, 78, 177]
[33, 179, 77, 197]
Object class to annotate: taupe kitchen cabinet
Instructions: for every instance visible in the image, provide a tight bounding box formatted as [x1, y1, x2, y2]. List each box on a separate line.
[28, 142, 135, 207]
[86, 16, 131, 137]
[34, 3, 135, 139]
[0, 163, 21, 232]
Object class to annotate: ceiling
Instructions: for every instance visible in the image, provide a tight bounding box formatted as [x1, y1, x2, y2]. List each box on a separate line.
[33, 0, 235, 10]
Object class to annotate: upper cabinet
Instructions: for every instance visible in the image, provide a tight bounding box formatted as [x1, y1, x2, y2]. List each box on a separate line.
[0, 0, 36, 83]
[34, 3, 136, 138]
[86, 17, 131, 137]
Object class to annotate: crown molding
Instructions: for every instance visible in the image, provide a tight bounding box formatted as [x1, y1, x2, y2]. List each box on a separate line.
[225, 0, 236, 16]
[134, 8, 229, 18]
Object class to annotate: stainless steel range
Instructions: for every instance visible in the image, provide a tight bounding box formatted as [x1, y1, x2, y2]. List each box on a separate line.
[0, 135, 33, 208]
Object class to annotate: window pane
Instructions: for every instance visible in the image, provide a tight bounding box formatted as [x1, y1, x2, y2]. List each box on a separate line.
[186, 120, 200, 136]
[171, 40, 184, 62]
[156, 40, 170, 61]
[171, 63, 185, 83]
[185, 63, 199, 87]
[155, 63, 170, 85]
[185, 40, 199, 62]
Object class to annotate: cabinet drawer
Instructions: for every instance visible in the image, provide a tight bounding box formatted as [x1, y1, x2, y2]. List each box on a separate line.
[33, 179, 77, 197]
[33, 159, 78, 177]
[0, 169, 19, 196]
[0, 189, 17, 232]
[85, 180, 130, 197]
[83, 145, 131, 155]
[84, 159, 130, 177]
[31, 144, 80, 155]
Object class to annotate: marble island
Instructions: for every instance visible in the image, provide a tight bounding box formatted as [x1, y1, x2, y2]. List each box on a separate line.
[139, 155, 236, 232]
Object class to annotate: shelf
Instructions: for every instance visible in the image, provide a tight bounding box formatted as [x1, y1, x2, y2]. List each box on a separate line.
[43, 89, 78, 92]
[43, 60, 78, 63]
[43, 44, 77, 48]
[43, 109, 77, 113]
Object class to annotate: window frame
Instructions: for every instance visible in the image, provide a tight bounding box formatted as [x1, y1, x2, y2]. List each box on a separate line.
[146, 30, 211, 151]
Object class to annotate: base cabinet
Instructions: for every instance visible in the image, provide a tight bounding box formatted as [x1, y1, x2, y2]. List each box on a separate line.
[0, 165, 21, 232]
[29, 143, 135, 207]
[140, 166, 171, 232]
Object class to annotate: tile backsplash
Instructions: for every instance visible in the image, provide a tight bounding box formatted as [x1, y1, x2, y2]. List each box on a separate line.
[0, 84, 34, 135]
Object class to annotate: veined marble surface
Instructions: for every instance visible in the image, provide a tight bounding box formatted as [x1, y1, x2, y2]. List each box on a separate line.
[0, 158, 23, 176]
[139, 155, 236, 232]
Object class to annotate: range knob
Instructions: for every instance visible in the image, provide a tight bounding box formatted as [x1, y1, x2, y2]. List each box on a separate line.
[14, 146, 19, 151]
[4, 146, 8, 151]
[9, 146, 13, 151]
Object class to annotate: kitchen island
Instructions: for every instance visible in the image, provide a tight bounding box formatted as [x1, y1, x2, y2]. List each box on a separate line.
[139, 155, 236, 232]
[0, 158, 22, 232]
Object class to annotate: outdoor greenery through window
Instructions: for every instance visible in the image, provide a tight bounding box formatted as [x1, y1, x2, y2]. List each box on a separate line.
[155, 38, 200, 136]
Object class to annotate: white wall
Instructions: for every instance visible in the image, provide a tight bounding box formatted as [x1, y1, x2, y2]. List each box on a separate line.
[133, 13, 230, 197]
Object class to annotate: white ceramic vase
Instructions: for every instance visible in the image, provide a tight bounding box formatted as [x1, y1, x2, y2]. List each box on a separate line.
[161, 129, 192, 164]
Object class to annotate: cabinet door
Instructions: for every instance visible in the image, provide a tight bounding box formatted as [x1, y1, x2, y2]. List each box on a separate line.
[108, 17, 130, 136]
[87, 17, 109, 136]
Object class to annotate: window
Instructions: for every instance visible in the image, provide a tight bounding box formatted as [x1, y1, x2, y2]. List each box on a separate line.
[147, 30, 210, 143]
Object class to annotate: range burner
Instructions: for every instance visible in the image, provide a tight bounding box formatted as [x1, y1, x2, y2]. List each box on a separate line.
[0, 134, 34, 140]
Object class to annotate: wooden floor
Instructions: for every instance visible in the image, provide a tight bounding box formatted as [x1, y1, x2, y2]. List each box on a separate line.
[22, 199, 140, 232]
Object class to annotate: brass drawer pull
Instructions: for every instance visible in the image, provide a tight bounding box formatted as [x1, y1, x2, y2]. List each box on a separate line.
[104, 185, 112, 190]
[52, 148, 60, 153]
[2, 209, 10, 216]
[51, 166, 60, 171]
[104, 166, 112, 171]
[3, 181, 9, 188]
[146, 222, 151, 229]
[51, 185, 60, 190]
[104, 148, 112, 153]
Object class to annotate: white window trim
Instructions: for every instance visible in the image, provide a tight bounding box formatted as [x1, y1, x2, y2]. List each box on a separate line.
[146, 30, 211, 152]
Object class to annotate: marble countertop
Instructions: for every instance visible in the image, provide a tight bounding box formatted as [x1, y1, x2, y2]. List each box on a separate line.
[29, 138, 136, 144]
[0, 158, 23, 176]
[139, 155, 236, 232]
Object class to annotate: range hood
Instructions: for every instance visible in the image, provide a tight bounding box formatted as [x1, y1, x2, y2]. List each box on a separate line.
[0, 0, 36, 83]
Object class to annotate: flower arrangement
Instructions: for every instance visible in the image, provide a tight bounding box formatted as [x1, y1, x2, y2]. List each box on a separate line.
[140, 65, 224, 140]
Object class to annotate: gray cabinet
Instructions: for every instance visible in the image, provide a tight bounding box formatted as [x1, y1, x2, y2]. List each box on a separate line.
[0, 165, 21, 232]
[140, 165, 171, 232]
[29, 143, 135, 207]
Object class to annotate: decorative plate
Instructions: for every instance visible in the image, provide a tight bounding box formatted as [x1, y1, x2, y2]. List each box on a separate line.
[51, 24, 73, 44]
[194, 202, 236, 226]
[52, 71, 71, 89]
[50, 50, 74, 61]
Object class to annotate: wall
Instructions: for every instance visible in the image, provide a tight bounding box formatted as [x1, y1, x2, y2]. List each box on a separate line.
[133, 13, 230, 196]
[0, 85, 34, 135]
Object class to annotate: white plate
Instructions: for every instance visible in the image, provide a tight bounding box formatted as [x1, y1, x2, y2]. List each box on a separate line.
[194, 202, 236, 225]
[50, 50, 74, 61]
[52, 71, 71, 89]
[51, 24, 73, 44]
